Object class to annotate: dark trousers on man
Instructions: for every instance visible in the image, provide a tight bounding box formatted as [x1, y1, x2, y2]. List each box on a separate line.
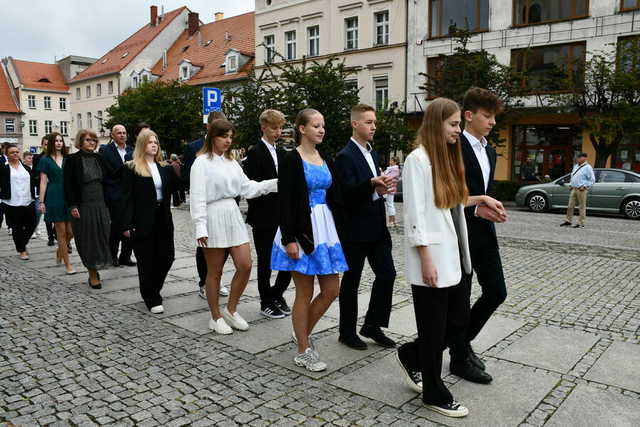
[398, 282, 470, 405]
[252, 226, 291, 308]
[108, 203, 132, 262]
[339, 240, 395, 338]
[196, 246, 231, 287]
[3, 203, 36, 253]
[132, 209, 174, 310]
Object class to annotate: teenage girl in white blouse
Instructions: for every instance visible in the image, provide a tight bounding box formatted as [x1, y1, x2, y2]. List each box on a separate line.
[190, 119, 277, 335]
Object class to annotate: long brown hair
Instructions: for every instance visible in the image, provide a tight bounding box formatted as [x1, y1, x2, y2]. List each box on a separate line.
[128, 129, 166, 177]
[415, 97, 468, 209]
[45, 132, 68, 157]
[198, 119, 234, 160]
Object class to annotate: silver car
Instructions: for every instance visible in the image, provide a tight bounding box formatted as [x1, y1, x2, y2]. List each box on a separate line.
[515, 168, 640, 219]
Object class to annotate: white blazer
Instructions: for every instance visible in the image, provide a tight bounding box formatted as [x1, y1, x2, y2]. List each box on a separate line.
[403, 146, 472, 288]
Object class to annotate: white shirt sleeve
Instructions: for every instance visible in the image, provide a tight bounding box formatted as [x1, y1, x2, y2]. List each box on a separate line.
[189, 157, 208, 239]
[403, 151, 442, 247]
[236, 161, 277, 199]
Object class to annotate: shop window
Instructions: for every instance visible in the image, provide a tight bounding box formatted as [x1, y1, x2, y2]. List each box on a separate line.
[514, 0, 589, 26]
[613, 136, 640, 173]
[430, 0, 488, 38]
[621, 0, 640, 12]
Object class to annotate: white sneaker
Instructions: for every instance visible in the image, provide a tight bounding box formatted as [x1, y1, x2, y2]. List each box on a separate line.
[209, 317, 232, 334]
[294, 348, 326, 372]
[425, 401, 469, 418]
[150, 305, 164, 314]
[219, 285, 230, 296]
[222, 308, 249, 331]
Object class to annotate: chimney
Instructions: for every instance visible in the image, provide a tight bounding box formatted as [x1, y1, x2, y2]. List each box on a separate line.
[215, 12, 224, 21]
[150, 5, 158, 26]
[188, 12, 199, 36]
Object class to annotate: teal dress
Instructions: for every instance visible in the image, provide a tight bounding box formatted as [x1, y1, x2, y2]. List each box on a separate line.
[37, 156, 70, 222]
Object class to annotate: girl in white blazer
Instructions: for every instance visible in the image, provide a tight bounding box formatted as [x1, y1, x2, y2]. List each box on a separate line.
[395, 98, 505, 419]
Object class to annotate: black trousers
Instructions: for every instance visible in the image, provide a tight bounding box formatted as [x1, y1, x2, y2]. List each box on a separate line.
[252, 226, 291, 307]
[196, 246, 231, 287]
[46, 221, 55, 240]
[132, 209, 175, 309]
[108, 203, 132, 262]
[339, 240, 396, 337]
[398, 283, 469, 405]
[3, 203, 36, 253]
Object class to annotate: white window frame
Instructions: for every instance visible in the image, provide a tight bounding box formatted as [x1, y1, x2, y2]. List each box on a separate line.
[44, 96, 51, 110]
[59, 97, 66, 111]
[87, 112, 92, 130]
[108, 80, 114, 94]
[75, 88, 81, 100]
[77, 114, 82, 129]
[374, 77, 389, 110]
[97, 111, 103, 130]
[60, 121, 68, 136]
[345, 17, 359, 50]
[264, 34, 275, 63]
[44, 120, 53, 134]
[307, 26, 320, 57]
[227, 54, 238, 72]
[86, 85, 91, 98]
[28, 95, 36, 109]
[96, 83, 102, 97]
[5, 118, 15, 134]
[374, 10, 390, 46]
[285, 30, 297, 60]
[29, 120, 37, 136]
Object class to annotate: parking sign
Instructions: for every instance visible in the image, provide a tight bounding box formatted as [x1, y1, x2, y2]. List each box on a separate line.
[202, 87, 222, 114]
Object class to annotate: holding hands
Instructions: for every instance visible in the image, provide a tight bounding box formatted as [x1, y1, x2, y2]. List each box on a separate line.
[476, 196, 508, 223]
[372, 175, 397, 196]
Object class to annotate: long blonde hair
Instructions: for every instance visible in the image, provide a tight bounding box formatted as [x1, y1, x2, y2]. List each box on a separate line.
[129, 129, 166, 177]
[416, 97, 468, 209]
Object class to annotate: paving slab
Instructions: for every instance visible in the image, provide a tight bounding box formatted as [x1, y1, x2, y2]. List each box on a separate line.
[496, 325, 599, 373]
[546, 384, 640, 427]
[324, 292, 409, 320]
[473, 315, 526, 353]
[164, 305, 266, 335]
[102, 281, 201, 305]
[584, 341, 640, 393]
[128, 293, 213, 316]
[265, 332, 377, 378]
[386, 304, 417, 337]
[425, 360, 559, 426]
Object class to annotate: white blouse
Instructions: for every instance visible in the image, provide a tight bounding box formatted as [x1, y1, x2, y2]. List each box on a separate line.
[190, 153, 277, 239]
[2, 163, 32, 207]
[147, 161, 163, 201]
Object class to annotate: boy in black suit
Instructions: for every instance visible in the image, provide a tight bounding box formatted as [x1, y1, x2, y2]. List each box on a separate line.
[449, 87, 508, 384]
[244, 109, 291, 319]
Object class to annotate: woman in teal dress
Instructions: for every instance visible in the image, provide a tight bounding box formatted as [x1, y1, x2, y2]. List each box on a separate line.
[38, 132, 75, 274]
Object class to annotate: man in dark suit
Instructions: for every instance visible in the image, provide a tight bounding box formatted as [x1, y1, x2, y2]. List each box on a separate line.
[99, 124, 135, 267]
[448, 87, 508, 384]
[243, 109, 292, 319]
[334, 104, 397, 350]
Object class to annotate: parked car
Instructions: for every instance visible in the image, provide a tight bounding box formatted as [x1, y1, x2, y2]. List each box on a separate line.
[515, 168, 640, 219]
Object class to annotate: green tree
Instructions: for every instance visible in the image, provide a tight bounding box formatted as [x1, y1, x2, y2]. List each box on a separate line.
[105, 80, 202, 154]
[374, 104, 416, 161]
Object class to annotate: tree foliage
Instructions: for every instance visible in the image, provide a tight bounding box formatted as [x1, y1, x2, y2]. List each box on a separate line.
[105, 80, 202, 155]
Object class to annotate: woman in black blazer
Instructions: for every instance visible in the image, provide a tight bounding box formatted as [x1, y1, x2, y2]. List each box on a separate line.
[0, 144, 37, 259]
[121, 130, 177, 314]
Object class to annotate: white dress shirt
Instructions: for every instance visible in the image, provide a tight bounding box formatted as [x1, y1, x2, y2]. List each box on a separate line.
[147, 161, 163, 201]
[261, 138, 278, 172]
[116, 144, 127, 163]
[2, 163, 33, 207]
[463, 130, 490, 193]
[350, 138, 380, 201]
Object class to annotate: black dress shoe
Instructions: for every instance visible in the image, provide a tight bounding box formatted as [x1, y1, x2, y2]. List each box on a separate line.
[47, 238, 55, 246]
[67, 243, 72, 254]
[360, 325, 396, 348]
[88, 279, 102, 290]
[450, 359, 492, 384]
[112, 258, 120, 267]
[119, 258, 136, 267]
[467, 343, 486, 371]
[339, 335, 368, 350]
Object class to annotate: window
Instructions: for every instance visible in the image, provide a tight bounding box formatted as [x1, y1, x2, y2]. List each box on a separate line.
[96, 83, 102, 96]
[598, 170, 627, 183]
[179, 65, 189, 81]
[5, 119, 15, 133]
[132, 75, 139, 88]
[308, 26, 320, 57]
[87, 112, 92, 129]
[511, 42, 586, 92]
[426, 54, 481, 98]
[264, 34, 275, 63]
[618, 36, 640, 72]
[44, 96, 51, 110]
[227, 55, 238, 72]
[85, 85, 91, 98]
[613, 136, 640, 172]
[285, 31, 297, 60]
[430, 0, 488, 38]
[77, 113, 82, 129]
[108, 80, 114, 94]
[374, 11, 389, 45]
[59, 97, 66, 111]
[622, 0, 640, 11]
[44, 120, 53, 134]
[374, 78, 389, 110]
[514, 0, 589, 26]
[97, 111, 103, 130]
[76, 88, 81, 100]
[345, 17, 359, 50]
[29, 120, 37, 136]
[60, 121, 68, 136]
[28, 95, 36, 109]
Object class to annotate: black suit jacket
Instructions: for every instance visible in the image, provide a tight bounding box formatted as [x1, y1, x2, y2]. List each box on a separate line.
[64, 150, 112, 210]
[243, 140, 286, 229]
[182, 136, 204, 190]
[99, 141, 133, 204]
[334, 139, 390, 244]
[460, 132, 498, 250]
[120, 163, 177, 238]
[0, 162, 36, 201]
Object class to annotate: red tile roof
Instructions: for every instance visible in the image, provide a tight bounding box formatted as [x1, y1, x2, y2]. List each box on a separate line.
[71, 6, 188, 83]
[151, 12, 255, 85]
[0, 66, 21, 113]
[12, 59, 69, 92]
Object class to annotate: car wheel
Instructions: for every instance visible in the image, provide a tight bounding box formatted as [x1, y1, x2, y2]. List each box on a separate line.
[526, 192, 548, 212]
[622, 197, 640, 219]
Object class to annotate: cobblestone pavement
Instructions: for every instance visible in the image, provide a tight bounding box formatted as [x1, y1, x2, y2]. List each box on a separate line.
[1, 202, 638, 426]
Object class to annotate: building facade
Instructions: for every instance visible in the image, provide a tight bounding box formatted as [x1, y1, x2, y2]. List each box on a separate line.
[408, 0, 640, 181]
[255, 0, 407, 112]
[0, 64, 23, 149]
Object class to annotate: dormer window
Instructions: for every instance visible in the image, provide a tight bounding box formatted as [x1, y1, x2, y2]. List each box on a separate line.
[132, 75, 139, 88]
[181, 65, 190, 80]
[227, 55, 238, 73]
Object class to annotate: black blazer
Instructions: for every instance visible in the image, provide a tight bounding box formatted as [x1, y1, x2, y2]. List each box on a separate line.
[460, 132, 498, 250]
[243, 140, 287, 229]
[120, 163, 177, 238]
[0, 162, 36, 201]
[63, 150, 111, 210]
[334, 139, 390, 244]
[278, 149, 344, 255]
[99, 141, 133, 204]
[182, 136, 204, 190]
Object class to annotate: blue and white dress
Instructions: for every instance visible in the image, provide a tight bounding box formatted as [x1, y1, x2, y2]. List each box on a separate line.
[271, 160, 348, 275]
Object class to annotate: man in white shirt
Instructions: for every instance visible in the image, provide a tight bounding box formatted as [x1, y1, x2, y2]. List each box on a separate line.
[560, 153, 595, 228]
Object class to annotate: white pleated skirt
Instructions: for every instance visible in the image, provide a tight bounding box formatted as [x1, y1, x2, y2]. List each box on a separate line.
[202, 198, 249, 248]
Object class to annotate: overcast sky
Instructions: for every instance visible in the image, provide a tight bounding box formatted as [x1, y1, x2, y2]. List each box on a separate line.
[1, 0, 255, 63]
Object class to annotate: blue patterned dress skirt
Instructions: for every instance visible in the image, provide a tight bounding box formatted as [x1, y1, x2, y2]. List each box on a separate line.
[271, 160, 349, 275]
